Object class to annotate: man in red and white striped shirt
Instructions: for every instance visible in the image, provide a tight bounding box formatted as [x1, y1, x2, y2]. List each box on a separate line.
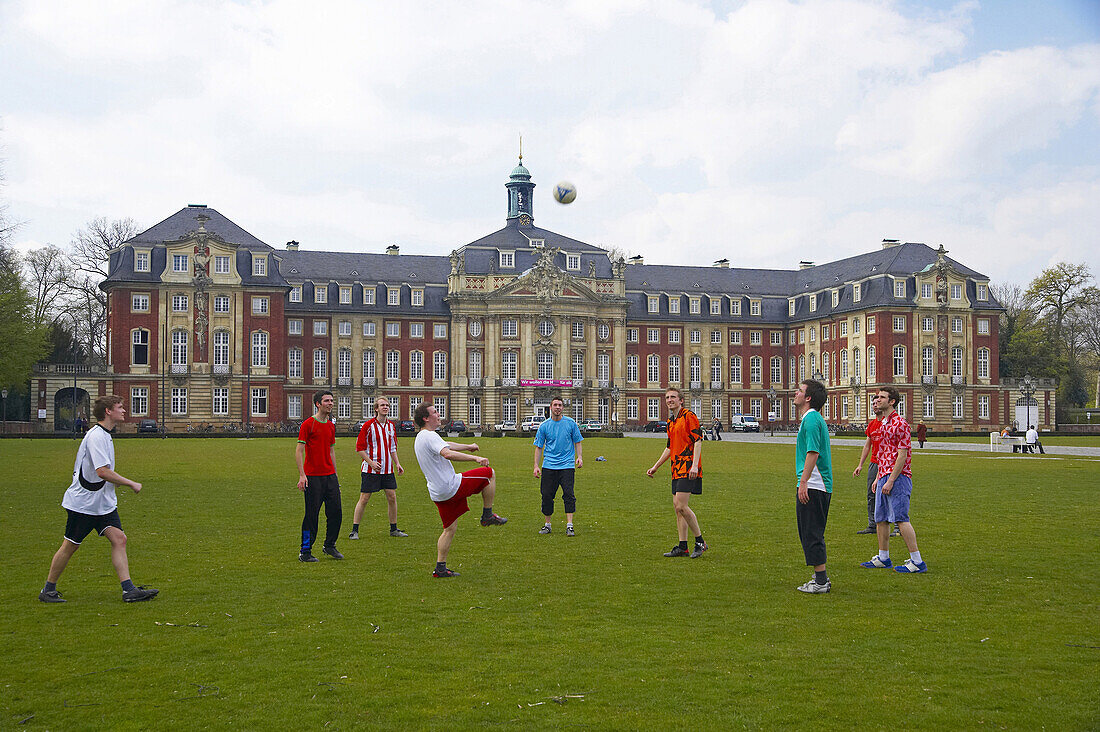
[350, 396, 407, 539]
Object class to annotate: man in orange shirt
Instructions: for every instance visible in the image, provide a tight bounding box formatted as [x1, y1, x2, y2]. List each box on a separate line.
[646, 388, 706, 558]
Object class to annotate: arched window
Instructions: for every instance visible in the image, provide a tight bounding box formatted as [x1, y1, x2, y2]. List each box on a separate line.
[251, 331, 268, 368]
[893, 345, 906, 377]
[433, 351, 448, 381]
[730, 355, 742, 384]
[668, 355, 681, 383]
[409, 351, 423, 381]
[867, 346, 876, 381]
[131, 329, 150, 366]
[750, 356, 762, 384]
[314, 348, 329, 379]
[648, 354, 660, 383]
[977, 348, 990, 379]
[771, 356, 782, 385]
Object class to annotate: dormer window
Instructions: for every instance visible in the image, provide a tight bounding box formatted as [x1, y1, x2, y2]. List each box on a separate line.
[648, 296, 659, 314]
[530, 238, 545, 248]
[314, 285, 328, 304]
[788, 299, 796, 316]
[809, 294, 817, 313]
[831, 290, 839, 308]
[669, 297, 680, 314]
[172, 254, 189, 273]
[363, 287, 375, 305]
[388, 287, 400, 306]
[252, 255, 267, 277]
[894, 279, 906, 298]
[689, 297, 701, 314]
[134, 250, 150, 273]
[499, 251, 514, 268]
[290, 286, 302, 303]
[977, 284, 988, 301]
[853, 282, 862, 302]
[750, 300, 761, 316]
[731, 299, 741, 316]
[710, 298, 721, 315]
[566, 254, 580, 271]
[214, 255, 231, 274]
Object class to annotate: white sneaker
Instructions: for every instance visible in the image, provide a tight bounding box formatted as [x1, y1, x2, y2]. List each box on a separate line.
[797, 578, 831, 594]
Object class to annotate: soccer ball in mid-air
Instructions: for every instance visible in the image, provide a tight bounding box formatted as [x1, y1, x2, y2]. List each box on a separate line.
[553, 182, 577, 204]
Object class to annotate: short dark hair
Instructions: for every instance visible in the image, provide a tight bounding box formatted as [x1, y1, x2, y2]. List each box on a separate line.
[93, 395, 123, 421]
[550, 396, 564, 407]
[801, 380, 827, 411]
[879, 385, 900, 408]
[313, 390, 333, 407]
[413, 401, 432, 428]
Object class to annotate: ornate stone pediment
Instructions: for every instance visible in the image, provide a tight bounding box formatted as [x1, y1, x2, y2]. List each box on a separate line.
[490, 247, 605, 304]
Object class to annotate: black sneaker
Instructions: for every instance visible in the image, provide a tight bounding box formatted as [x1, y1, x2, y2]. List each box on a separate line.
[299, 552, 319, 562]
[322, 546, 344, 560]
[432, 567, 459, 578]
[122, 586, 159, 602]
[690, 541, 708, 558]
[39, 589, 65, 603]
[390, 529, 409, 538]
[856, 527, 875, 534]
[663, 545, 690, 557]
[480, 513, 508, 526]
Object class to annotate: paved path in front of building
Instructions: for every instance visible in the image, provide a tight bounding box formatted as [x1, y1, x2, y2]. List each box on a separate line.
[623, 431, 1100, 457]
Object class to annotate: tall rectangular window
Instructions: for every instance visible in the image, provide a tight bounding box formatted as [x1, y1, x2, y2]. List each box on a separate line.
[340, 286, 352, 304]
[288, 348, 302, 378]
[213, 331, 229, 367]
[433, 352, 447, 381]
[647, 398, 660, 421]
[213, 387, 229, 416]
[388, 288, 400, 306]
[214, 295, 230, 313]
[130, 387, 148, 415]
[502, 319, 518, 338]
[315, 285, 327, 304]
[410, 351, 424, 381]
[386, 350, 399, 380]
[288, 394, 302, 420]
[134, 251, 150, 272]
[627, 355, 638, 382]
[250, 387, 268, 416]
[132, 330, 149, 365]
[337, 396, 351, 419]
[171, 387, 187, 415]
[363, 287, 376, 305]
[313, 349, 328, 379]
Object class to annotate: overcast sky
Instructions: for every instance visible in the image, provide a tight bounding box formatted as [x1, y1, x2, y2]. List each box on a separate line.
[2, 0, 1098, 286]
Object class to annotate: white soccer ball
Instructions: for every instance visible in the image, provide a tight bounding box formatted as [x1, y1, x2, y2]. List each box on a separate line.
[553, 182, 577, 204]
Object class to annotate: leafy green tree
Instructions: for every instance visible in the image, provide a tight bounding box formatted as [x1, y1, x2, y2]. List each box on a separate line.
[0, 245, 48, 389]
[1024, 262, 1097, 359]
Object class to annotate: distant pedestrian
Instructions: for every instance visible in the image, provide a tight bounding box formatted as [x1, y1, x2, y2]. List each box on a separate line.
[39, 395, 159, 603]
[916, 421, 927, 449]
[861, 386, 927, 574]
[794, 380, 833, 594]
[533, 397, 583, 536]
[296, 390, 343, 562]
[712, 417, 722, 441]
[1025, 425, 1045, 455]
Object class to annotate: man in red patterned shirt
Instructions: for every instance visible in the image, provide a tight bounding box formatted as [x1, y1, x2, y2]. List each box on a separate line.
[350, 396, 407, 540]
[646, 388, 706, 558]
[861, 386, 928, 574]
[296, 390, 342, 562]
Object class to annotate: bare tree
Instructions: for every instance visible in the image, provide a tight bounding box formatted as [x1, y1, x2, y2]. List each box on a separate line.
[1024, 262, 1097, 359]
[66, 217, 139, 363]
[23, 245, 72, 324]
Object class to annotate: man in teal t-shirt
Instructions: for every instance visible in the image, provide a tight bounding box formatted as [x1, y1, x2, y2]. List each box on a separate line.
[794, 379, 833, 594]
[533, 397, 584, 536]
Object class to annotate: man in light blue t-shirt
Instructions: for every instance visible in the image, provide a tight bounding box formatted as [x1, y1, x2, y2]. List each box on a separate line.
[794, 379, 833, 594]
[533, 397, 584, 536]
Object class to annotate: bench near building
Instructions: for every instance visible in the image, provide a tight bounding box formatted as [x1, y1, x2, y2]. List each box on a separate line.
[33, 159, 1053, 433]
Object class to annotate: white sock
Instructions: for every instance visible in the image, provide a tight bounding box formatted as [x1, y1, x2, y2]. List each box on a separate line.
[910, 551, 922, 564]
[567, 522, 573, 527]
[878, 550, 889, 561]
[545, 521, 551, 526]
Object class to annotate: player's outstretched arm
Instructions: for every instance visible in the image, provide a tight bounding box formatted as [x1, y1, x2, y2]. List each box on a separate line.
[96, 466, 141, 493]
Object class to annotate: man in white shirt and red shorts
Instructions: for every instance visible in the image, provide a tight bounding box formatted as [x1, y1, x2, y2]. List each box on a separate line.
[412, 403, 506, 578]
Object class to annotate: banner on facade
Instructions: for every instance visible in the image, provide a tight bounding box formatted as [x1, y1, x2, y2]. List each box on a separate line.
[520, 379, 573, 387]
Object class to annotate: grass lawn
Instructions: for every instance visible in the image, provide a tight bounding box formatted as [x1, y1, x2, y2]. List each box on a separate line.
[2, 435, 1098, 729]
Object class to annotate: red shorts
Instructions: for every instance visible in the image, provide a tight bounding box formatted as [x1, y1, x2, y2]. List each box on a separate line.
[434, 466, 493, 527]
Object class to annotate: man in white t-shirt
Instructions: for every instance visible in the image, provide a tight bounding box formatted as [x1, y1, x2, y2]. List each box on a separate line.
[412, 403, 506, 578]
[39, 395, 159, 603]
[1025, 425, 1045, 454]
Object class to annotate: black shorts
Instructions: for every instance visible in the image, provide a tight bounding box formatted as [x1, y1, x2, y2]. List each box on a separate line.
[671, 477, 702, 495]
[360, 473, 398, 493]
[64, 508, 122, 545]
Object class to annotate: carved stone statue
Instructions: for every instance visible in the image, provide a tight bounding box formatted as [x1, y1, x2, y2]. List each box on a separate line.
[588, 260, 597, 277]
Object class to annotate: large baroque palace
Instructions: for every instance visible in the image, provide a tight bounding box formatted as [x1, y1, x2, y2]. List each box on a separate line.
[35, 159, 1057, 433]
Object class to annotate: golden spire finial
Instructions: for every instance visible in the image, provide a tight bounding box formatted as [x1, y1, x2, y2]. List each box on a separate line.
[519, 134, 523, 163]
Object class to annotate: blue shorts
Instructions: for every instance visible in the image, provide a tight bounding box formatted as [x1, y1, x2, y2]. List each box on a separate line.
[874, 474, 912, 524]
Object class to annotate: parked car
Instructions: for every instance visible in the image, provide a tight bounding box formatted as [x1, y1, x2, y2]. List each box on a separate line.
[642, 420, 668, 433]
[138, 418, 158, 433]
[521, 415, 545, 432]
[579, 418, 604, 432]
[441, 419, 467, 434]
[729, 414, 761, 432]
[397, 420, 416, 435]
[494, 420, 517, 432]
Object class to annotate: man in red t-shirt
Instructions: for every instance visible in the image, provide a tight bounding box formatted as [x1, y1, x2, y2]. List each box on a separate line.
[853, 414, 883, 534]
[296, 390, 342, 562]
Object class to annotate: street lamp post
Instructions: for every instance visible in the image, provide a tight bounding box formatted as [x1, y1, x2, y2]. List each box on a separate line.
[2, 388, 7, 435]
[69, 314, 80, 438]
[245, 328, 252, 439]
[1021, 373, 1036, 432]
[766, 387, 777, 436]
[610, 385, 621, 431]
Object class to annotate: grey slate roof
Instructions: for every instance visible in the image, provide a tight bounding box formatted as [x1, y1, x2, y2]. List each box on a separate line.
[126, 205, 273, 251]
[464, 220, 609, 255]
[278, 251, 451, 284]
